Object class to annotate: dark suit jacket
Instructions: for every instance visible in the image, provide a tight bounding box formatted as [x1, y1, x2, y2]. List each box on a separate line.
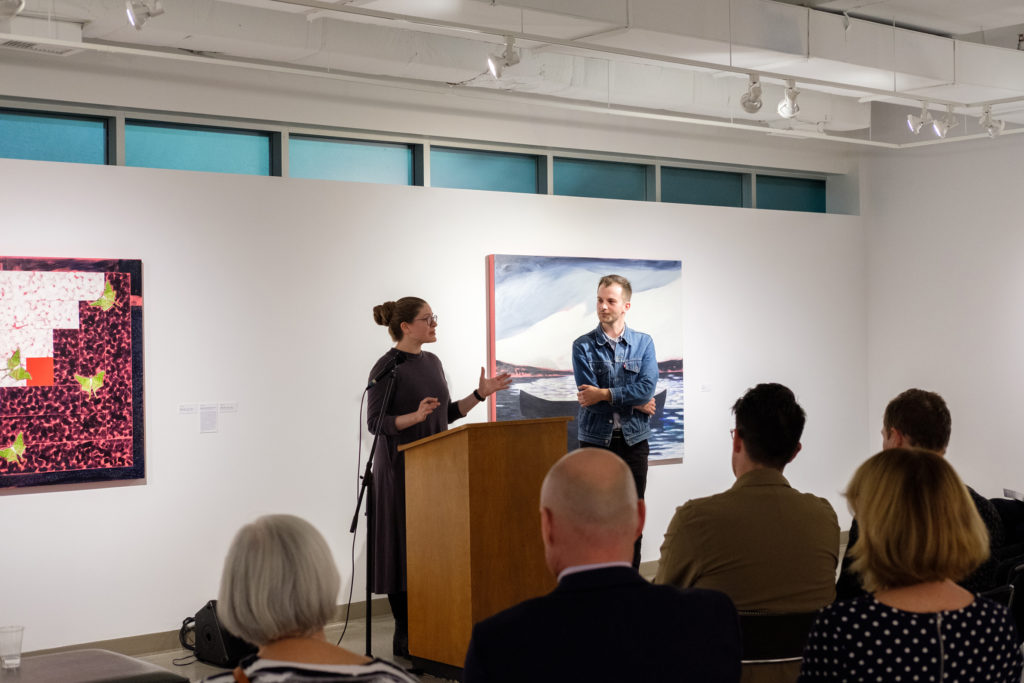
[462, 566, 741, 683]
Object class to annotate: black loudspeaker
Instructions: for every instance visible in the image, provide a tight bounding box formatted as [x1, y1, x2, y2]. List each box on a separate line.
[192, 599, 258, 668]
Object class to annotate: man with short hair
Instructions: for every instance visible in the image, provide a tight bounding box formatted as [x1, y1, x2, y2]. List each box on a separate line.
[655, 383, 839, 683]
[881, 386, 951, 451]
[572, 274, 658, 568]
[463, 448, 741, 683]
[835, 388, 1005, 599]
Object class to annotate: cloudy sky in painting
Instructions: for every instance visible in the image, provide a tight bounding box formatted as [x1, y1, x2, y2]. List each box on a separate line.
[493, 255, 683, 371]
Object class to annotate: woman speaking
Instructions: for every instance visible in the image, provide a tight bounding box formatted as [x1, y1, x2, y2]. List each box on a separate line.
[367, 297, 511, 658]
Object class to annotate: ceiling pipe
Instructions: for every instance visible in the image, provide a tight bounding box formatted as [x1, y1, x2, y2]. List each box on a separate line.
[3, 28, 1022, 149]
[0, 30, 905, 148]
[1, 1, 1021, 149]
[264, 0, 997, 110]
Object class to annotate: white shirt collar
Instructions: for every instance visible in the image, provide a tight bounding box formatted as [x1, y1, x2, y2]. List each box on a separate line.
[557, 561, 632, 582]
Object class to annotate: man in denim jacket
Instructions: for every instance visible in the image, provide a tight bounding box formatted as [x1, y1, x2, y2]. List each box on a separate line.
[572, 274, 658, 568]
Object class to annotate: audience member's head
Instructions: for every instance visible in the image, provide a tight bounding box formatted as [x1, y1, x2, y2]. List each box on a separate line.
[217, 514, 340, 646]
[846, 448, 988, 593]
[539, 448, 644, 576]
[731, 382, 805, 473]
[882, 388, 951, 454]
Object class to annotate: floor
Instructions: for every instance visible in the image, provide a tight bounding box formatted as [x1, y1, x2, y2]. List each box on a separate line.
[138, 614, 452, 682]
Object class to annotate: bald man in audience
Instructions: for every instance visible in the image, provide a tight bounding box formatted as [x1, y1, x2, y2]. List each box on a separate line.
[463, 448, 741, 683]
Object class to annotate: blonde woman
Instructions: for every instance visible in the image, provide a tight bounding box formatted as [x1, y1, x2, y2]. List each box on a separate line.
[799, 448, 1022, 682]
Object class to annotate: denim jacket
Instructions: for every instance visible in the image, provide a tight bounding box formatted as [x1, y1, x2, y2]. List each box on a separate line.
[571, 324, 658, 447]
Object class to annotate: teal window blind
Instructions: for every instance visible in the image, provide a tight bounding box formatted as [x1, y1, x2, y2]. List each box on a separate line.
[553, 157, 649, 201]
[125, 121, 271, 175]
[0, 110, 106, 165]
[290, 136, 413, 185]
[430, 147, 539, 193]
[662, 167, 750, 208]
[756, 175, 826, 213]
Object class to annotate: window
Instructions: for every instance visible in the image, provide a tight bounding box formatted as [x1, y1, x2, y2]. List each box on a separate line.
[430, 147, 539, 193]
[662, 167, 750, 208]
[0, 110, 106, 165]
[756, 175, 826, 213]
[290, 136, 414, 185]
[125, 121, 271, 175]
[1, 100, 843, 213]
[553, 158, 650, 201]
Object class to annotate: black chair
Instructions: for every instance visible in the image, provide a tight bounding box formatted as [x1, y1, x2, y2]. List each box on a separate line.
[993, 547, 1024, 585]
[1006, 563, 1024, 645]
[990, 498, 1024, 545]
[979, 583, 1014, 607]
[738, 611, 819, 664]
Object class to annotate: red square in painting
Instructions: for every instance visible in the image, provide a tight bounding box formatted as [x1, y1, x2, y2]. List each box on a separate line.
[25, 357, 54, 387]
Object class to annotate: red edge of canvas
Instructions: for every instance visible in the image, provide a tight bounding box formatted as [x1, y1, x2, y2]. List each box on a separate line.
[486, 254, 496, 422]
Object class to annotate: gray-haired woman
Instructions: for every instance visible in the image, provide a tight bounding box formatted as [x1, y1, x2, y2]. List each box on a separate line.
[202, 514, 418, 683]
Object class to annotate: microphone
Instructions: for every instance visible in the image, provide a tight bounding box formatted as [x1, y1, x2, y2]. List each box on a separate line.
[366, 354, 405, 390]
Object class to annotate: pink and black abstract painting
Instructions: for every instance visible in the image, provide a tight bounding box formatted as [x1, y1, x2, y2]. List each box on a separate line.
[0, 257, 144, 488]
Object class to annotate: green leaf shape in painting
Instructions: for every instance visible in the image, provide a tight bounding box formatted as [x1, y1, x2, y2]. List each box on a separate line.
[4, 349, 31, 382]
[74, 370, 106, 398]
[0, 432, 25, 464]
[88, 280, 117, 312]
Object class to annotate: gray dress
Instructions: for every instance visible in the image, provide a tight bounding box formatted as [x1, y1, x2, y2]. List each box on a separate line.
[366, 348, 461, 594]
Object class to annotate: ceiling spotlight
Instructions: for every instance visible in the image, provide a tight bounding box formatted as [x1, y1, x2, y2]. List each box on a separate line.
[0, 0, 25, 21]
[931, 105, 958, 139]
[777, 80, 800, 119]
[906, 103, 933, 134]
[739, 74, 763, 114]
[126, 0, 164, 30]
[487, 36, 520, 79]
[979, 105, 1005, 138]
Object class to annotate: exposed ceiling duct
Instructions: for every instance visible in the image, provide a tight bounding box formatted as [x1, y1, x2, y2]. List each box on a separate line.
[3, 0, 1024, 147]
[0, 15, 82, 55]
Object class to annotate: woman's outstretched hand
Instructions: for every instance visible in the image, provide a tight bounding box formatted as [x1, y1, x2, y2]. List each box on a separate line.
[478, 367, 512, 397]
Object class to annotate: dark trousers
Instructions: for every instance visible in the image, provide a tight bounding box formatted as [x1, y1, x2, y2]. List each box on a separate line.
[580, 433, 649, 569]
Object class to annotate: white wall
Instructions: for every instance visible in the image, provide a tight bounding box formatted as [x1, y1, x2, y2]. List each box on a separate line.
[863, 134, 1024, 497]
[0, 156, 867, 651]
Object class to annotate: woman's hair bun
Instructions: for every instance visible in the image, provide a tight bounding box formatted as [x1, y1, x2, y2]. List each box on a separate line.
[373, 301, 396, 326]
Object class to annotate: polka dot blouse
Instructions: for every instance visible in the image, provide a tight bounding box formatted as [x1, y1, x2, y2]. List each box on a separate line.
[798, 595, 1023, 682]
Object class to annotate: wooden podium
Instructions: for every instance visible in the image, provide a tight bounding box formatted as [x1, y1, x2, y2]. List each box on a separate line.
[400, 416, 571, 673]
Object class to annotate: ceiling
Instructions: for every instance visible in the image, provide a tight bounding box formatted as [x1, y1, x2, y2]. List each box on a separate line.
[4, 0, 1024, 147]
[772, 0, 1024, 40]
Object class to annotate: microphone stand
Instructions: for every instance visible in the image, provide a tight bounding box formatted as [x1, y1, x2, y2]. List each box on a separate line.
[351, 363, 400, 658]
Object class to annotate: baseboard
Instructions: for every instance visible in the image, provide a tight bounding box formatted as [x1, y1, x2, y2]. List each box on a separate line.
[25, 597, 393, 658]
